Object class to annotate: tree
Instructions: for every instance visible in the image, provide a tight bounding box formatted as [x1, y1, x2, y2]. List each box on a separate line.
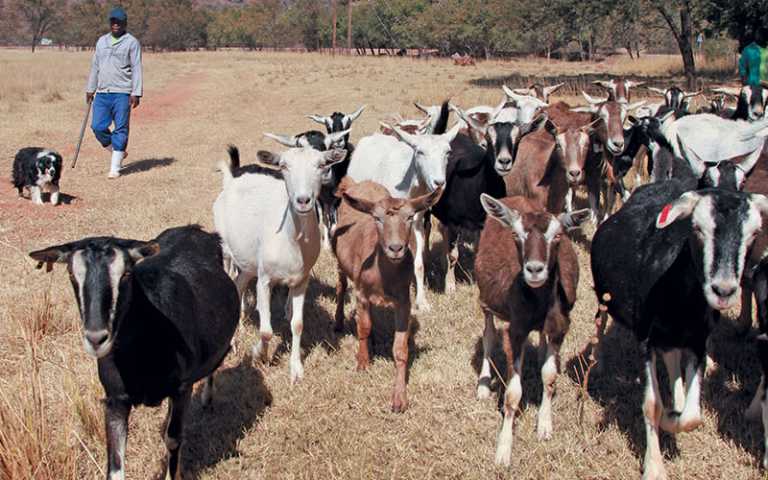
[648, 0, 701, 88]
[707, 0, 768, 49]
[11, 0, 65, 51]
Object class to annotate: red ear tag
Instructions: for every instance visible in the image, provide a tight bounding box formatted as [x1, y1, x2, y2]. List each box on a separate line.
[659, 204, 672, 225]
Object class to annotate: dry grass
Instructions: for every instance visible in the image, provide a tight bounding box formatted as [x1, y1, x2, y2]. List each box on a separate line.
[0, 49, 763, 479]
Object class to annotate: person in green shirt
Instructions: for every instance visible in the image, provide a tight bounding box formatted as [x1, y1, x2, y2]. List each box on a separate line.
[740, 32, 764, 87]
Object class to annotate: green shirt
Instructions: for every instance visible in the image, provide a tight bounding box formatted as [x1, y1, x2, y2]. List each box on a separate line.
[740, 42, 763, 86]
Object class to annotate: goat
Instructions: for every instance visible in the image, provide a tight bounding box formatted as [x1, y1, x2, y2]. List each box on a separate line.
[593, 77, 644, 103]
[332, 179, 442, 413]
[452, 52, 476, 66]
[506, 113, 598, 217]
[265, 126, 356, 250]
[591, 182, 768, 479]
[660, 113, 766, 180]
[29, 225, 239, 480]
[214, 145, 347, 383]
[432, 107, 549, 292]
[647, 86, 701, 113]
[711, 85, 767, 121]
[510, 82, 565, 103]
[346, 105, 459, 312]
[475, 194, 589, 465]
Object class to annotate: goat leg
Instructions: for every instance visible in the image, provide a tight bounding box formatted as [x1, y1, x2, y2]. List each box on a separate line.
[157, 386, 191, 480]
[391, 301, 411, 413]
[105, 397, 131, 480]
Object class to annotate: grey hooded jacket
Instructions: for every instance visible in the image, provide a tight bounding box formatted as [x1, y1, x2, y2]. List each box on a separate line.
[85, 33, 143, 97]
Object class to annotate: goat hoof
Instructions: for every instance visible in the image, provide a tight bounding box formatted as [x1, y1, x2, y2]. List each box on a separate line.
[391, 393, 408, 413]
[536, 421, 553, 441]
[476, 384, 491, 400]
[414, 301, 432, 313]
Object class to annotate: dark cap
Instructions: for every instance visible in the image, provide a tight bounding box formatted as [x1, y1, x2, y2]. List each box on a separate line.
[108, 7, 127, 22]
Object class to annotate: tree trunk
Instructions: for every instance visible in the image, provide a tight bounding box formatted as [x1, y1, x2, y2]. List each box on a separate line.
[347, 0, 352, 53]
[331, 0, 337, 55]
[654, 0, 697, 89]
[678, 3, 696, 89]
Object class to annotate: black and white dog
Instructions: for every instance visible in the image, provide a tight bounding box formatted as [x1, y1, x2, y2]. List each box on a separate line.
[12, 147, 62, 205]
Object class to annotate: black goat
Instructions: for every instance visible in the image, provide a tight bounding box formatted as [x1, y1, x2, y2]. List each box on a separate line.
[431, 107, 548, 292]
[591, 183, 768, 478]
[29, 225, 240, 480]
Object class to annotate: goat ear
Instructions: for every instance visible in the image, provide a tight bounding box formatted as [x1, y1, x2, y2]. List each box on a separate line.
[558, 208, 592, 230]
[128, 241, 160, 262]
[321, 149, 347, 167]
[342, 192, 377, 215]
[571, 106, 596, 113]
[306, 114, 330, 126]
[750, 194, 768, 217]
[29, 242, 79, 270]
[480, 194, 520, 229]
[256, 150, 282, 170]
[524, 113, 550, 135]
[264, 132, 298, 148]
[647, 87, 667, 96]
[410, 185, 443, 213]
[626, 80, 644, 88]
[656, 192, 701, 229]
[537, 148, 560, 188]
[582, 91, 606, 105]
[345, 105, 366, 122]
[625, 101, 646, 112]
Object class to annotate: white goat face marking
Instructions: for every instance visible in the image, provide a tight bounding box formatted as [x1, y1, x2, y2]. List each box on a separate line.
[411, 135, 450, 191]
[281, 148, 326, 214]
[71, 250, 87, 314]
[107, 249, 126, 325]
[515, 97, 546, 125]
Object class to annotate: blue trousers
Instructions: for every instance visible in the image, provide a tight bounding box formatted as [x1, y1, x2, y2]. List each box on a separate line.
[92, 93, 130, 151]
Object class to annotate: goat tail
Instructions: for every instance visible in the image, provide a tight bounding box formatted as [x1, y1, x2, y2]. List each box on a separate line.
[219, 145, 239, 187]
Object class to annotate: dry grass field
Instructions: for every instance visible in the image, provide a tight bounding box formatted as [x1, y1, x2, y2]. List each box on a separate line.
[0, 49, 762, 479]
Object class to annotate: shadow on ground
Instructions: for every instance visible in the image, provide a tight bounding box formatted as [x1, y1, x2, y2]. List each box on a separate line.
[121, 157, 175, 176]
[564, 314, 766, 467]
[241, 277, 341, 362]
[182, 357, 271, 477]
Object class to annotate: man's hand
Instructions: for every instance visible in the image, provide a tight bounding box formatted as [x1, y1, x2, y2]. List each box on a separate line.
[130, 96, 140, 109]
[86, 92, 94, 104]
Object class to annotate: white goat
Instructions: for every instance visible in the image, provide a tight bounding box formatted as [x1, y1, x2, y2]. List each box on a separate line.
[661, 113, 767, 178]
[346, 123, 460, 311]
[214, 145, 347, 383]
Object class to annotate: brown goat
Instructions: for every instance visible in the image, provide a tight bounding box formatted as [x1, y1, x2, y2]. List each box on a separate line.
[506, 116, 599, 216]
[739, 151, 768, 334]
[474, 194, 588, 465]
[332, 179, 442, 413]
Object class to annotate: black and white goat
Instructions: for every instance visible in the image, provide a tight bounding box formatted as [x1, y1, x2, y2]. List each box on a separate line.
[430, 106, 549, 292]
[712, 85, 768, 121]
[646, 86, 701, 114]
[12, 147, 62, 205]
[29, 225, 240, 480]
[591, 183, 768, 479]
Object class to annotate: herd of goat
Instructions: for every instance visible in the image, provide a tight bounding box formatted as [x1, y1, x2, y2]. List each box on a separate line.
[25, 77, 768, 479]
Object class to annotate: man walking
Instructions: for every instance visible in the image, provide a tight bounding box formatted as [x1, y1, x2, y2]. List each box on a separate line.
[740, 32, 764, 87]
[85, 6, 142, 179]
